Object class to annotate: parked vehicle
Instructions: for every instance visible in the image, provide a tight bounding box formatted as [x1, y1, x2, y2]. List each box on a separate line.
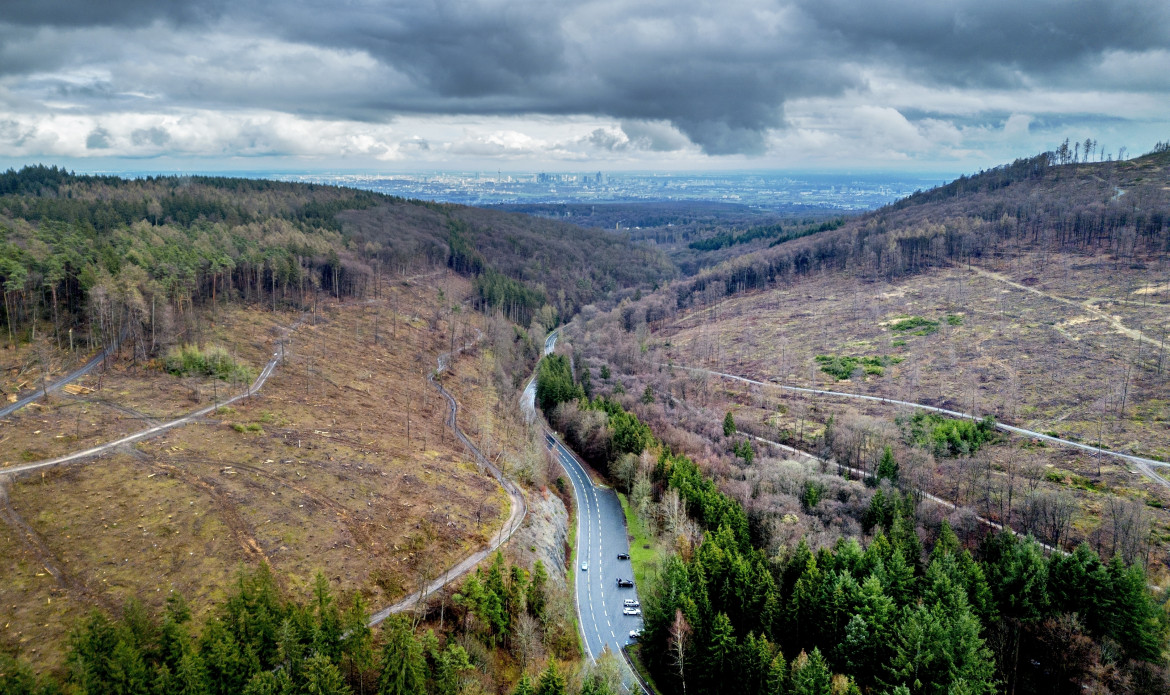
[629, 629, 642, 641]
[623, 599, 640, 608]
[616, 578, 634, 588]
[622, 607, 642, 616]
[617, 552, 630, 560]
[581, 562, 588, 571]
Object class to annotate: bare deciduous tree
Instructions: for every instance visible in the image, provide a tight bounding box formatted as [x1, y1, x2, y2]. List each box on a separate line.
[670, 609, 692, 695]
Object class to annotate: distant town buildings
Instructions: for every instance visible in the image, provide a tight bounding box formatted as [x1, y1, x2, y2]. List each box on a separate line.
[276, 171, 942, 210]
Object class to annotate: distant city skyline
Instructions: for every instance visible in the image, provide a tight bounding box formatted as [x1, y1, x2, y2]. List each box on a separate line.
[265, 170, 947, 210]
[2, 1, 1168, 173]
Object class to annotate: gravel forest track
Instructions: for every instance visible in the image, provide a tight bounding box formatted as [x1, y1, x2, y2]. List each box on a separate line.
[0, 332, 123, 420]
[0, 316, 304, 478]
[0, 274, 527, 635]
[367, 330, 527, 626]
[675, 363, 1170, 490]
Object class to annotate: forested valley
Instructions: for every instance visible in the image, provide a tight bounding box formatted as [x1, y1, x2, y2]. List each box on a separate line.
[0, 165, 672, 375]
[0, 164, 668, 694]
[3, 142, 1170, 695]
[537, 146, 1170, 694]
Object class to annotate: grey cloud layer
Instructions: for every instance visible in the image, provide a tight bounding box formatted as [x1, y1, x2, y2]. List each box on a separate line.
[2, 0, 1167, 155]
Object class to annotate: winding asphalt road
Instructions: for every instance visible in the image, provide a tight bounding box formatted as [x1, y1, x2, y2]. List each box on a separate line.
[675, 364, 1170, 490]
[526, 332, 643, 666]
[547, 432, 641, 660]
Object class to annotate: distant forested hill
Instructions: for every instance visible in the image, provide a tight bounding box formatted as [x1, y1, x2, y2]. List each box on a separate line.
[667, 149, 1169, 309]
[0, 165, 673, 355]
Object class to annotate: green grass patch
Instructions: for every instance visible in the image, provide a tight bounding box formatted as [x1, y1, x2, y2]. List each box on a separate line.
[1069, 474, 1104, 492]
[618, 492, 662, 591]
[946, 314, 963, 326]
[564, 481, 585, 659]
[891, 339, 907, 348]
[890, 316, 940, 335]
[816, 354, 903, 380]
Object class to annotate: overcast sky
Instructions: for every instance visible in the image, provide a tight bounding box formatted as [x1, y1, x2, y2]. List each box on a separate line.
[1, 0, 1168, 174]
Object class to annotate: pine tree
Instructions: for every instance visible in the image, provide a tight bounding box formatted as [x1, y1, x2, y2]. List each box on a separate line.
[931, 520, 960, 558]
[881, 547, 916, 607]
[876, 445, 899, 483]
[432, 644, 471, 695]
[723, 411, 736, 437]
[171, 651, 212, 695]
[889, 513, 923, 570]
[789, 648, 832, 695]
[701, 612, 736, 690]
[1105, 555, 1164, 661]
[527, 560, 548, 620]
[376, 617, 426, 695]
[312, 572, 343, 663]
[240, 669, 292, 695]
[535, 660, 567, 695]
[738, 632, 777, 695]
[765, 651, 787, 694]
[884, 598, 995, 695]
[303, 653, 352, 695]
[511, 674, 535, 695]
[341, 594, 375, 695]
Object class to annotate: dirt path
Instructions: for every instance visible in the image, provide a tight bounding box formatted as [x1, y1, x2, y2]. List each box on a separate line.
[0, 474, 108, 608]
[134, 453, 270, 564]
[672, 363, 1170, 490]
[0, 315, 305, 478]
[968, 265, 1163, 349]
[166, 455, 375, 552]
[367, 330, 527, 626]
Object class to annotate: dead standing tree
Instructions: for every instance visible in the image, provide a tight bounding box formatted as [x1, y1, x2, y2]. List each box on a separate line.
[670, 609, 692, 695]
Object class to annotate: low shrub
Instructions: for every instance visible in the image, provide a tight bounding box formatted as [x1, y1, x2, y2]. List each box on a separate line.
[165, 344, 255, 382]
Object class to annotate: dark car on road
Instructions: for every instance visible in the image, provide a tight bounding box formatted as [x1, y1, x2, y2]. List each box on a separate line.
[617, 552, 630, 560]
[616, 578, 634, 588]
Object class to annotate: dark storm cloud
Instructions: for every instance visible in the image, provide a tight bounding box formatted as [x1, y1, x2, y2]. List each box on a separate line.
[239, 0, 857, 154]
[797, 0, 1170, 87]
[2, 0, 1168, 155]
[0, 0, 223, 28]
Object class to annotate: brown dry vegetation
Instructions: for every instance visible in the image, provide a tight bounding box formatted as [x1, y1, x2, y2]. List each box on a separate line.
[0, 272, 523, 673]
[659, 253, 1169, 461]
[566, 245, 1170, 583]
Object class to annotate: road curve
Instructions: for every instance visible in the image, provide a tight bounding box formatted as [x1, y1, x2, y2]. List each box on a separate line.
[528, 332, 644, 678]
[673, 364, 1170, 490]
[367, 332, 527, 626]
[0, 321, 301, 477]
[0, 334, 122, 420]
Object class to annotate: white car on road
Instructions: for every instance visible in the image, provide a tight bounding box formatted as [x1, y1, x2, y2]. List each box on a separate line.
[622, 606, 642, 616]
